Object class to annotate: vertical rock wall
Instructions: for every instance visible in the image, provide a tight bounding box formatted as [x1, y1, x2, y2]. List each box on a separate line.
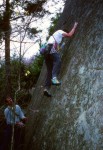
[25, 0, 103, 149]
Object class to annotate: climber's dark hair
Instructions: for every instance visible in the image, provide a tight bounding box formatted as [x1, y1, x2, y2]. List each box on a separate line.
[63, 28, 68, 33]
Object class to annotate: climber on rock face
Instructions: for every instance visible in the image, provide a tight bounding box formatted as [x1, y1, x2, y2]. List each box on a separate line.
[43, 22, 78, 97]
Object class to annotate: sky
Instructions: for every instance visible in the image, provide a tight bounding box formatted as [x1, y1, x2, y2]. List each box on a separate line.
[0, 0, 65, 59]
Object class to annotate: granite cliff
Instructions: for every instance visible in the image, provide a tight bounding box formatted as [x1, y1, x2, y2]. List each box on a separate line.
[25, 0, 103, 149]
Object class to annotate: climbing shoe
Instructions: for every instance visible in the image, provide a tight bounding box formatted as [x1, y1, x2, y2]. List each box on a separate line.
[51, 77, 61, 86]
[43, 89, 52, 97]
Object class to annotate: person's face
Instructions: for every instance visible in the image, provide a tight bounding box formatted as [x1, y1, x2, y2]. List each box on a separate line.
[6, 97, 13, 106]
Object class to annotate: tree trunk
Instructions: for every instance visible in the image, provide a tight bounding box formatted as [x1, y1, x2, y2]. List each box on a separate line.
[4, 0, 12, 96]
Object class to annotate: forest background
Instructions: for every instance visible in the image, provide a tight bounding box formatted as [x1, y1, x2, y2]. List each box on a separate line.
[0, 0, 65, 108]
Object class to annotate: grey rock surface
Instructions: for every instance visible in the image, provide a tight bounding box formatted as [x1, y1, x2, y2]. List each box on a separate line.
[25, 0, 103, 149]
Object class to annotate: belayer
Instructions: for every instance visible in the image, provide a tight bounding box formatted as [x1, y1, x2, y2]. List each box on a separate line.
[43, 22, 78, 97]
[1, 96, 27, 150]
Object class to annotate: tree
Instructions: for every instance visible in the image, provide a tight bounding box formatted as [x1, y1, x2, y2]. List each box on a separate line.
[4, 0, 12, 95]
[0, 0, 47, 96]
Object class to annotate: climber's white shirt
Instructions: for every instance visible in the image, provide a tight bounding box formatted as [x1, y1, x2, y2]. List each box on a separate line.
[47, 30, 66, 44]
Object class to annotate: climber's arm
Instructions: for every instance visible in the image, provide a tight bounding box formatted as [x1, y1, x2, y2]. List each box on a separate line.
[63, 22, 78, 37]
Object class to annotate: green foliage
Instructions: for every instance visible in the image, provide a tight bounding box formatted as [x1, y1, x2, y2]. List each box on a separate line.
[11, 54, 44, 92]
[23, 54, 44, 90]
[24, 0, 46, 15]
[0, 53, 44, 104]
[11, 58, 25, 93]
[15, 90, 32, 107]
[0, 64, 6, 103]
[27, 27, 42, 39]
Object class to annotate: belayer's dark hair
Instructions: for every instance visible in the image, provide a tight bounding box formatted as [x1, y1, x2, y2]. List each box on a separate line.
[5, 96, 13, 103]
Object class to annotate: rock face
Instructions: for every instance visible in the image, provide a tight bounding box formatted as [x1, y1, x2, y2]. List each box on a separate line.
[25, 0, 103, 149]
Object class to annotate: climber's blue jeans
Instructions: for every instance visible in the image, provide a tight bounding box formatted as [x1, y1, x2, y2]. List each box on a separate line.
[44, 52, 61, 88]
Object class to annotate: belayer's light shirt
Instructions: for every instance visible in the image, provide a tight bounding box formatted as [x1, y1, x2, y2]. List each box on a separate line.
[4, 105, 25, 124]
